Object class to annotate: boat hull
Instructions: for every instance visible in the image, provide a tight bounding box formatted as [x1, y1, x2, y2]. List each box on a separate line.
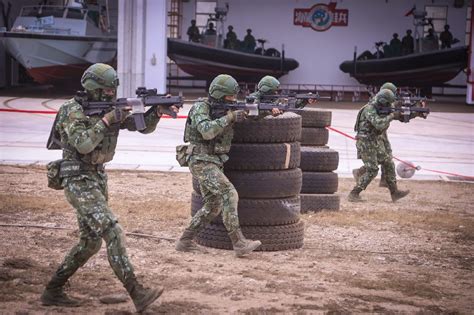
[339, 46, 468, 86]
[1, 32, 117, 84]
[167, 38, 299, 82]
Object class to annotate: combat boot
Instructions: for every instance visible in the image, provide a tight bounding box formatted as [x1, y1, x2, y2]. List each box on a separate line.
[391, 189, 410, 202]
[228, 229, 261, 257]
[125, 277, 164, 313]
[41, 275, 81, 307]
[348, 187, 364, 202]
[175, 228, 205, 252]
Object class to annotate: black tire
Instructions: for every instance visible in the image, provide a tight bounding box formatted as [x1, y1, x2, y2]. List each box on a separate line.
[193, 169, 302, 198]
[300, 194, 340, 213]
[301, 127, 329, 146]
[225, 142, 300, 171]
[225, 169, 302, 198]
[190, 192, 300, 226]
[301, 172, 338, 194]
[299, 109, 332, 128]
[233, 112, 302, 143]
[300, 147, 339, 172]
[195, 221, 305, 251]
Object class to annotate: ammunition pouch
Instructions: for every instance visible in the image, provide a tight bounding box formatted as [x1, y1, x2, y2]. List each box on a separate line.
[176, 144, 190, 167]
[59, 160, 105, 177]
[46, 159, 65, 190]
[176, 143, 218, 166]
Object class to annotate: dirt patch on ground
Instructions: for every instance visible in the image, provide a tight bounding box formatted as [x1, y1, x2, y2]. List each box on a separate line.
[0, 165, 473, 314]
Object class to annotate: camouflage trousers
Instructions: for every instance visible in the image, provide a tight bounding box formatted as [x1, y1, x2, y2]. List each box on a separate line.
[355, 137, 397, 191]
[53, 172, 135, 285]
[188, 160, 240, 233]
[358, 133, 392, 182]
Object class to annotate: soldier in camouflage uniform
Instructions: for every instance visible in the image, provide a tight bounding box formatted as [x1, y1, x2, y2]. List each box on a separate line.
[249, 75, 315, 114]
[348, 89, 410, 202]
[353, 82, 398, 188]
[41, 63, 178, 312]
[175, 74, 262, 257]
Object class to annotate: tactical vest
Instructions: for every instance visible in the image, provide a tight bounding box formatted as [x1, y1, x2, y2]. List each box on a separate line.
[55, 98, 119, 164]
[355, 102, 387, 139]
[184, 99, 233, 155]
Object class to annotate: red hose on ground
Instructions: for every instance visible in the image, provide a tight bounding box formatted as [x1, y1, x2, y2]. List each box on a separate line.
[1, 108, 473, 179]
[325, 126, 474, 180]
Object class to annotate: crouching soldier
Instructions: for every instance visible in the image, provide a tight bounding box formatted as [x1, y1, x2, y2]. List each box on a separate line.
[42, 63, 179, 312]
[175, 74, 262, 257]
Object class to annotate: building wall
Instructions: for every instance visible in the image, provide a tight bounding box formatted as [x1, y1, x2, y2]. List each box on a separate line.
[180, 0, 469, 87]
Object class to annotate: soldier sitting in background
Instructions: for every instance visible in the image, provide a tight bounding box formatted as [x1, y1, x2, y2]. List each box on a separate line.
[41, 63, 179, 312]
[204, 22, 217, 35]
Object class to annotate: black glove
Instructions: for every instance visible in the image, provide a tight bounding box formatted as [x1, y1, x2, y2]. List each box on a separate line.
[102, 107, 129, 126]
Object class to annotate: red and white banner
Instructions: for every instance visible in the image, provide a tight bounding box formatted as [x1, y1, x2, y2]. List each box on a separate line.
[294, 2, 348, 32]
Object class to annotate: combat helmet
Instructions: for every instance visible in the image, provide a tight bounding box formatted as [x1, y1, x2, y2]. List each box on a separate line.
[380, 82, 397, 95]
[209, 74, 239, 100]
[257, 75, 280, 93]
[375, 89, 396, 106]
[81, 63, 119, 91]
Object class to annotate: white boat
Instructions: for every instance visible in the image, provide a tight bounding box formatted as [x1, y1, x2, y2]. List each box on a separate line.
[0, 3, 117, 85]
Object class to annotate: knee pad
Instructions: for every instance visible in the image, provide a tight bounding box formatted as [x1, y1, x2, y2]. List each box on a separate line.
[103, 223, 127, 256]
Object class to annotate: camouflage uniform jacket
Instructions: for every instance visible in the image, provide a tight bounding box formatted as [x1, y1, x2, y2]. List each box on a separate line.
[55, 98, 161, 165]
[185, 98, 234, 165]
[354, 101, 394, 140]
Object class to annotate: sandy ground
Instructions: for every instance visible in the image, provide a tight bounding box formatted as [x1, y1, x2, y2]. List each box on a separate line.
[0, 165, 473, 314]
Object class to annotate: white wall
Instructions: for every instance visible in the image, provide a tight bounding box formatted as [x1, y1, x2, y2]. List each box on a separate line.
[181, 0, 469, 87]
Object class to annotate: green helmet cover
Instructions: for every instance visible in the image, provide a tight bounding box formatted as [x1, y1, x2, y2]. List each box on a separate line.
[380, 82, 397, 94]
[81, 63, 119, 91]
[257, 75, 280, 93]
[375, 89, 396, 105]
[209, 74, 239, 99]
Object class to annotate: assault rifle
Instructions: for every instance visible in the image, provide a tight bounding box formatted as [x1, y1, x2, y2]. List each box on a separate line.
[397, 92, 434, 107]
[377, 104, 430, 123]
[76, 87, 183, 130]
[211, 101, 303, 118]
[247, 92, 330, 107]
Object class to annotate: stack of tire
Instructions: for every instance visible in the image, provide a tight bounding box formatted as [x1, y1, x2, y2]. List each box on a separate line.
[299, 108, 340, 212]
[191, 113, 305, 251]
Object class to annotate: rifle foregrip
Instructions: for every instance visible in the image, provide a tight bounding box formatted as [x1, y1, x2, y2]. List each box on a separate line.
[134, 114, 146, 131]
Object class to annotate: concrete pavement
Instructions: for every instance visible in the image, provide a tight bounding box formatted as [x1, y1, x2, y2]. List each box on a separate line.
[0, 96, 473, 180]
